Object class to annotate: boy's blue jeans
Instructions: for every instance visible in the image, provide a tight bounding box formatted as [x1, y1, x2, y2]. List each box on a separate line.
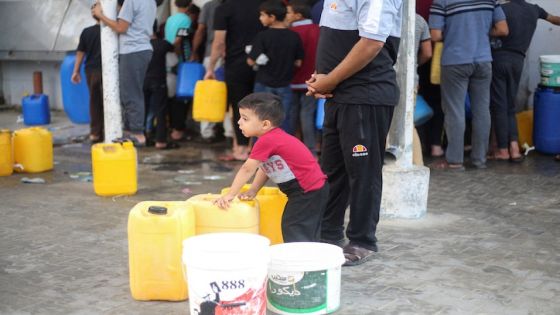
[254, 82, 293, 134]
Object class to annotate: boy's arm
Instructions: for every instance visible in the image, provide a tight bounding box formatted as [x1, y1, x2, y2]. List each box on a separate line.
[418, 40, 432, 66]
[489, 20, 508, 37]
[239, 168, 268, 200]
[215, 158, 261, 208]
[71, 51, 85, 84]
[546, 14, 560, 26]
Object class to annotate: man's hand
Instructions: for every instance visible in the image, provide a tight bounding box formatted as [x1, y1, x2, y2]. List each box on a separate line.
[306, 73, 334, 99]
[213, 195, 235, 209]
[92, 2, 103, 19]
[71, 72, 81, 84]
[204, 69, 216, 80]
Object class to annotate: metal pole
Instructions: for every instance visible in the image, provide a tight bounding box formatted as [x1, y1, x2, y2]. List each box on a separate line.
[100, 0, 122, 143]
[388, 0, 416, 169]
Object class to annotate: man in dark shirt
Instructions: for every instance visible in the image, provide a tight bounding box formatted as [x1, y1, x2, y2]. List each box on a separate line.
[490, 0, 560, 162]
[307, 0, 402, 266]
[204, 0, 264, 161]
[72, 18, 103, 143]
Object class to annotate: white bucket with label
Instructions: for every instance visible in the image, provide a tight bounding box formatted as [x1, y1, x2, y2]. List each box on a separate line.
[267, 242, 345, 315]
[540, 55, 560, 87]
[182, 233, 270, 315]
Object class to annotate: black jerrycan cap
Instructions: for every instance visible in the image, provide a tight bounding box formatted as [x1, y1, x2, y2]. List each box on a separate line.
[148, 206, 168, 215]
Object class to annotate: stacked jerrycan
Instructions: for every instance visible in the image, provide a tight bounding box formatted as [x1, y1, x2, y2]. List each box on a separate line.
[13, 127, 53, 173]
[0, 130, 13, 176]
[91, 141, 137, 196]
[186, 193, 259, 235]
[221, 185, 288, 245]
[128, 201, 195, 301]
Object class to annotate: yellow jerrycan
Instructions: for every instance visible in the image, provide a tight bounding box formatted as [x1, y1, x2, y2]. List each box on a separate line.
[222, 185, 287, 245]
[0, 130, 13, 176]
[91, 141, 137, 196]
[128, 201, 196, 301]
[516, 110, 533, 147]
[192, 79, 227, 122]
[430, 42, 443, 85]
[186, 193, 259, 235]
[13, 127, 53, 173]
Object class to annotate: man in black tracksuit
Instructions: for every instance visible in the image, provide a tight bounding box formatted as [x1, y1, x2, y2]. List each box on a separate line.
[307, 0, 402, 266]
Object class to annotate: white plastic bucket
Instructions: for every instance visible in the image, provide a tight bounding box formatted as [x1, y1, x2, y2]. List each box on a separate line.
[267, 242, 345, 315]
[182, 233, 270, 315]
[540, 55, 560, 87]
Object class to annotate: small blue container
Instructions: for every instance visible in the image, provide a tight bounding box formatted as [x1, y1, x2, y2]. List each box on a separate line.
[215, 66, 225, 82]
[176, 62, 205, 98]
[60, 53, 90, 124]
[315, 98, 326, 130]
[533, 86, 560, 154]
[22, 94, 50, 125]
[414, 95, 433, 126]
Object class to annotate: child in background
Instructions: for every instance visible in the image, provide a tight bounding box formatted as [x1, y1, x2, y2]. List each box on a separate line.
[215, 93, 328, 242]
[286, 0, 320, 155]
[71, 13, 103, 143]
[247, 0, 304, 134]
[144, 22, 177, 150]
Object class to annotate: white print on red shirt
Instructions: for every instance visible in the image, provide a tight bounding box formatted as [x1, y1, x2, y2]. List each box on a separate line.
[259, 155, 296, 183]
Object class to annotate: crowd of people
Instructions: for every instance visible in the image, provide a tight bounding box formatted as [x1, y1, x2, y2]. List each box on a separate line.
[71, 0, 560, 267]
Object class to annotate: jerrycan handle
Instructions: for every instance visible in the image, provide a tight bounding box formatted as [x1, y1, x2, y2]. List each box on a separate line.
[148, 206, 167, 215]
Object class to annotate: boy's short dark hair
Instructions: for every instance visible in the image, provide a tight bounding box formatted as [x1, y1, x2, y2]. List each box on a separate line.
[259, 0, 287, 22]
[288, 0, 311, 19]
[239, 93, 285, 127]
[175, 0, 192, 9]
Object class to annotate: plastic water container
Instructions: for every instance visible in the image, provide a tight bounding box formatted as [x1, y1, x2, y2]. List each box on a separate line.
[192, 80, 227, 122]
[533, 86, 560, 154]
[176, 62, 205, 98]
[267, 242, 345, 315]
[22, 94, 50, 126]
[13, 127, 53, 173]
[60, 53, 90, 124]
[186, 194, 259, 235]
[128, 201, 195, 301]
[316, 98, 326, 130]
[91, 141, 137, 196]
[222, 185, 288, 245]
[430, 42, 443, 85]
[182, 233, 270, 315]
[215, 66, 225, 82]
[516, 110, 533, 147]
[540, 55, 560, 87]
[414, 95, 433, 126]
[0, 130, 13, 176]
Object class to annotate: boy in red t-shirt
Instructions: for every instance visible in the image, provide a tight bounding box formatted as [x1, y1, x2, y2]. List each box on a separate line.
[286, 0, 320, 155]
[215, 92, 328, 242]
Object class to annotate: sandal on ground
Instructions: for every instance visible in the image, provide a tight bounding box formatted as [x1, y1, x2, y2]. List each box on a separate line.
[429, 159, 465, 172]
[113, 135, 145, 148]
[342, 244, 376, 267]
[155, 142, 180, 150]
[509, 155, 524, 163]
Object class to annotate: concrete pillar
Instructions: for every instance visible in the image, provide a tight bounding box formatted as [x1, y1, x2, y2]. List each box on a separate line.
[381, 0, 430, 219]
[100, 0, 122, 142]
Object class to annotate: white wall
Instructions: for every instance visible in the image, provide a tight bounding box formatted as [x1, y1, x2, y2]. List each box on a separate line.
[1, 60, 63, 109]
[517, 0, 560, 109]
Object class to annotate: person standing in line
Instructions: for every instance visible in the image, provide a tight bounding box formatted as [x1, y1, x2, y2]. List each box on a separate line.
[92, 0, 157, 146]
[489, 0, 560, 162]
[307, 0, 403, 266]
[72, 13, 104, 144]
[247, 0, 304, 134]
[285, 0, 320, 155]
[204, 0, 264, 161]
[428, 0, 508, 170]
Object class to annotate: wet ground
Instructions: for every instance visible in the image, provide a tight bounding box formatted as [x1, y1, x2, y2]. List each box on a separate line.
[1, 109, 559, 314]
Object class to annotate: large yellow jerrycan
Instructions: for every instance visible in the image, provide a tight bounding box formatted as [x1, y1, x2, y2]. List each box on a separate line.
[186, 193, 259, 235]
[13, 127, 53, 173]
[516, 110, 533, 147]
[192, 79, 227, 122]
[92, 141, 137, 196]
[222, 185, 288, 245]
[430, 42, 443, 85]
[128, 201, 196, 301]
[0, 130, 13, 176]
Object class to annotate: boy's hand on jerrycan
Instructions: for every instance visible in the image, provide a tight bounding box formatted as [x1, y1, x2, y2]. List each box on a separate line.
[238, 190, 257, 201]
[213, 195, 234, 209]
